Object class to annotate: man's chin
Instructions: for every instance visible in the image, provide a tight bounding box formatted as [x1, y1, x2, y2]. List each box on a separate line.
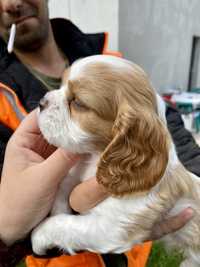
[14, 32, 47, 52]
[13, 18, 48, 52]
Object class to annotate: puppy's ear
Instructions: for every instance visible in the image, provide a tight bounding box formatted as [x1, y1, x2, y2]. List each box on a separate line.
[96, 101, 169, 196]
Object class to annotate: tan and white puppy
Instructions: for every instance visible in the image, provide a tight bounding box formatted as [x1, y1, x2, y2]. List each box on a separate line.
[32, 55, 200, 267]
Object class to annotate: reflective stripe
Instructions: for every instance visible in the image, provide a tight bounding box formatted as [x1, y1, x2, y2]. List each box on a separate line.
[0, 87, 25, 122]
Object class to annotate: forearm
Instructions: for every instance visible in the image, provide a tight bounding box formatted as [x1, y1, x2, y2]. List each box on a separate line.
[0, 235, 32, 267]
[0, 125, 32, 265]
[0, 210, 29, 246]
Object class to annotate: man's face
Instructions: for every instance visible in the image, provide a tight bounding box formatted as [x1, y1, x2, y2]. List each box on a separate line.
[0, 0, 50, 51]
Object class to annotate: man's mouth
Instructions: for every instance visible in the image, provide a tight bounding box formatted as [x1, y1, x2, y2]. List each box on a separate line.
[5, 9, 38, 29]
[14, 15, 35, 25]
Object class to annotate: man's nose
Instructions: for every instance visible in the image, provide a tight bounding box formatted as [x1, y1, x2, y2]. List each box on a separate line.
[1, 0, 23, 13]
[39, 97, 49, 111]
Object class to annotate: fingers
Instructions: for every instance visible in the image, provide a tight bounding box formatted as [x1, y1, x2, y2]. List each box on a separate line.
[69, 177, 109, 213]
[39, 148, 80, 183]
[150, 207, 194, 241]
[15, 109, 40, 135]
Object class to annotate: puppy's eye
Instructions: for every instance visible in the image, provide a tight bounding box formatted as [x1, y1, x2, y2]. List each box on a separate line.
[71, 99, 88, 110]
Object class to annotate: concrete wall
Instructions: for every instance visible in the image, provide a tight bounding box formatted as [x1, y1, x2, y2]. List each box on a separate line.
[49, 0, 119, 51]
[119, 0, 200, 93]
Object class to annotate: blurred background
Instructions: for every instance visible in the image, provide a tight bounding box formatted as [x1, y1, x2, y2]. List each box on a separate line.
[49, 0, 200, 93]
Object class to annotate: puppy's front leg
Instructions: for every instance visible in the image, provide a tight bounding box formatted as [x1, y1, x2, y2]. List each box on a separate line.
[32, 213, 100, 255]
[31, 212, 135, 255]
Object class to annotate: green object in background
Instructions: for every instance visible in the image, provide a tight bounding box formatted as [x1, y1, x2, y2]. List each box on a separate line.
[147, 242, 184, 267]
[190, 87, 200, 93]
[175, 102, 193, 114]
[175, 102, 200, 133]
[194, 112, 200, 133]
[16, 261, 25, 267]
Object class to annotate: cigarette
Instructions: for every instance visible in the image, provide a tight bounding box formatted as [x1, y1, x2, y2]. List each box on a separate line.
[7, 24, 16, 54]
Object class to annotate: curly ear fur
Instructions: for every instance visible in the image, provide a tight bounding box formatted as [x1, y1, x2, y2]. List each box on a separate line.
[96, 101, 170, 196]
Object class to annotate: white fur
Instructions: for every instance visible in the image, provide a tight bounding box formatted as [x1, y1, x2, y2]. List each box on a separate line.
[32, 56, 200, 266]
[38, 86, 94, 153]
[70, 55, 136, 80]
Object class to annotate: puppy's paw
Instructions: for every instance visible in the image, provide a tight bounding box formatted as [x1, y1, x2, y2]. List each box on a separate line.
[31, 220, 56, 256]
[31, 214, 75, 256]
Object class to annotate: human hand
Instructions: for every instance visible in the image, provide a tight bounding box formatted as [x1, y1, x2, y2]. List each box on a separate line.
[69, 177, 109, 213]
[0, 109, 80, 245]
[149, 207, 194, 240]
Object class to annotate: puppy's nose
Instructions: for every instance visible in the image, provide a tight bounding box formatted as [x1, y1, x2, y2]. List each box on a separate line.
[39, 97, 49, 111]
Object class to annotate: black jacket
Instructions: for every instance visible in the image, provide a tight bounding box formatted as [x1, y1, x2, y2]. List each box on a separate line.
[0, 18, 106, 173]
[166, 105, 200, 176]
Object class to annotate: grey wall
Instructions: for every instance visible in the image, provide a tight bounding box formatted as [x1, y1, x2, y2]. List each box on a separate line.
[119, 0, 200, 93]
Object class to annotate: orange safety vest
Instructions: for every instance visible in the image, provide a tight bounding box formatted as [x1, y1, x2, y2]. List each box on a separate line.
[0, 79, 152, 267]
[0, 83, 27, 130]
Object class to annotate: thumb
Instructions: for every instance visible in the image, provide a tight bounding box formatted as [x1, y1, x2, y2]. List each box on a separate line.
[40, 148, 80, 182]
[69, 177, 109, 213]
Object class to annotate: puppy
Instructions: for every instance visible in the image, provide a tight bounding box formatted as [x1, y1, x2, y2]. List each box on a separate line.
[32, 55, 200, 267]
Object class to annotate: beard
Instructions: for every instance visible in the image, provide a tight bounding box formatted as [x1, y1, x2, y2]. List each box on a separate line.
[12, 18, 50, 52]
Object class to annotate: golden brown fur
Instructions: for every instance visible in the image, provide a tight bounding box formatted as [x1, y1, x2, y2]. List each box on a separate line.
[66, 62, 170, 195]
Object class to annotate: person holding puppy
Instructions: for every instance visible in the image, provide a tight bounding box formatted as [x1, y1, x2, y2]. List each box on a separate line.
[0, 0, 197, 266]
